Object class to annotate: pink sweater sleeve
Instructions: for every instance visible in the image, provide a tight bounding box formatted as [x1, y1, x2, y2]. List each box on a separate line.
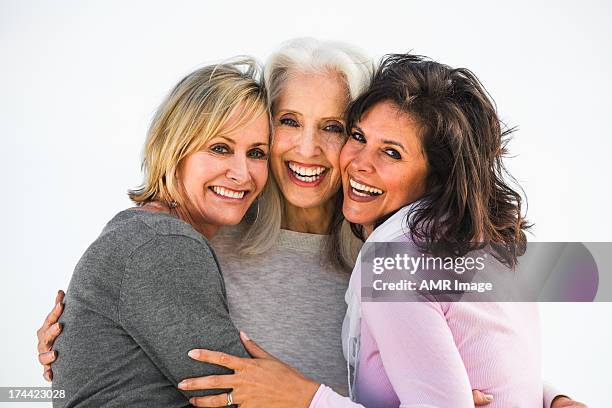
[309, 384, 365, 408]
[311, 381, 559, 408]
[310, 300, 474, 408]
[362, 301, 475, 407]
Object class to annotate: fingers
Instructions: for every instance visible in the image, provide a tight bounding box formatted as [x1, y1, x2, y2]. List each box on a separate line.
[240, 331, 275, 360]
[551, 396, 588, 408]
[178, 375, 235, 391]
[37, 322, 62, 354]
[40, 300, 64, 335]
[47, 300, 65, 328]
[190, 392, 236, 407]
[43, 367, 53, 382]
[38, 350, 57, 366]
[472, 389, 493, 405]
[187, 349, 247, 371]
[54, 290, 65, 306]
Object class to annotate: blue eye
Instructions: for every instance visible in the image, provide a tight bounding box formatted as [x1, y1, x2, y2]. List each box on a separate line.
[248, 149, 267, 159]
[384, 148, 401, 160]
[211, 144, 230, 154]
[323, 123, 345, 133]
[351, 132, 366, 143]
[280, 118, 299, 127]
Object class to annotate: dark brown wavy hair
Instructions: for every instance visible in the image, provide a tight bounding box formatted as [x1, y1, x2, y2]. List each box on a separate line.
[347, 53, 530, 267]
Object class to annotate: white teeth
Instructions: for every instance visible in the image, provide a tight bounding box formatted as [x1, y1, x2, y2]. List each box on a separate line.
[352, 189, 370, 197]
[212, 186, 245, 199]
[349, 178, 383, 195]
[288, 162, 326, 178]
[294, 173, 318, 183]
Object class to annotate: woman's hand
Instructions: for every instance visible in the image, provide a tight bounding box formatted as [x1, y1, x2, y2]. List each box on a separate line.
[179, 332, 319, 408]
[180, 332, 556, 408]
[471, 390, 494, 405]
[551, 396, 588, 408]
[36, 290, 65, 382]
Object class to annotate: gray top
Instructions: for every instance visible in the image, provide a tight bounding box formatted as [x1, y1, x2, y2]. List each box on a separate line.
[53, 209, 247, 408]
[212, 222, 351, 395]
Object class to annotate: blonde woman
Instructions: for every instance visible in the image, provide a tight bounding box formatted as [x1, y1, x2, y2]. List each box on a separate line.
[50, 59, 270, 407]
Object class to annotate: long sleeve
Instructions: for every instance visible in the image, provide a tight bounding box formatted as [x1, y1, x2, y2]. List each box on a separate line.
[119, 234, 248, 400]
[310, 300, 474, 408]
[309, 384, 365, 408]
[311, 379, 560, 408]
[363, 301, 474, 407]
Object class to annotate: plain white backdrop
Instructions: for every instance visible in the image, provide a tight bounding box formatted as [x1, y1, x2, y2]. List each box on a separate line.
[1, 0, 611, 406]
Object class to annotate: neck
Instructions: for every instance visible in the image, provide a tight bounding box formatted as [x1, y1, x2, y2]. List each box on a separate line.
[282, 200, 336, 235]
[187, 219, 219, 240]
[141, 201, 219, 240]
[363, 224, 375, 239]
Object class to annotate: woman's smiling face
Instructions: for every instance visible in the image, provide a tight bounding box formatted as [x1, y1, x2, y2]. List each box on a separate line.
[270, 71, 348, 209]
[179, 109, 270, 229]
[340, 100, 429, 229]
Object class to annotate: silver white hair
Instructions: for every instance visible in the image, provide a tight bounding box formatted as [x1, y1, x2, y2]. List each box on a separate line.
[264, 37, 374, 107]
[240, 38, 374, 268]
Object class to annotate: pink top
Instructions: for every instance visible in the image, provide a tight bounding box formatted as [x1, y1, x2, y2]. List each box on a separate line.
[310, 206, 548, 408]
[312, 302, 543, 407]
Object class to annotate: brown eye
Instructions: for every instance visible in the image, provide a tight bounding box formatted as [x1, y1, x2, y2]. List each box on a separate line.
[383, 148, 401, 159]
[279, 118, 299, 127]
[323, 123, 345, 133]
[351, 132, 366, 143]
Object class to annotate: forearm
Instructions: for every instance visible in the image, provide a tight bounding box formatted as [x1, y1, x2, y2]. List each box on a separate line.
[309, 384, 365, 408]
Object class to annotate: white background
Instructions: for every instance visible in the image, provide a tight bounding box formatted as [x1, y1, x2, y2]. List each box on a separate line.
[1, 0, 611, 406]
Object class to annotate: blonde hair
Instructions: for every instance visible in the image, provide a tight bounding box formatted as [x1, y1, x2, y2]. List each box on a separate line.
[240, 38, 374, 270]
[129, 58, 268, 207]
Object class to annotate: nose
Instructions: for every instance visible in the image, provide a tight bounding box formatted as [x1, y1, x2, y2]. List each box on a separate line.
[349, 145, 375, 174]
[225, 154, 250, 186]
[294, 126, 323, 158]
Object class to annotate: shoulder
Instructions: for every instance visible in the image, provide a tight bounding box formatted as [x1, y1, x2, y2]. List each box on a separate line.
[119, 220, 225, 302]
[367, 204, 414, 243]
[128, 209, 210, 247]
[107, 209, 218, 271]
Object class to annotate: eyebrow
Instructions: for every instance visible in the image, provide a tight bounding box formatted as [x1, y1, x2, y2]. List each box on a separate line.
[382, 139, 407, 153]
[277, 110, 345, 122]
[352, 126, 408, 153]
[218, 136, 268, 148]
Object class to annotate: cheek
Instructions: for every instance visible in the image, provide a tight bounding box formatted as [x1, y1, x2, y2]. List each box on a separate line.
[324, 139, 344, 170]
[181, 154, 212, 186]
[388, 167, 428, 206]
[271, 129, 292, 159]
[253, 163, 269, 190]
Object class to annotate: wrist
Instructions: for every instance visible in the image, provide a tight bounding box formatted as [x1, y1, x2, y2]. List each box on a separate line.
[298, 379, 320, 408]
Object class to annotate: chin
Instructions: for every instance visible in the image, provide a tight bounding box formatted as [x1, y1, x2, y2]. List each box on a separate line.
[284, 192, 327, 209]
[210, 212, 245, 226]
[342, 205, 372, 226]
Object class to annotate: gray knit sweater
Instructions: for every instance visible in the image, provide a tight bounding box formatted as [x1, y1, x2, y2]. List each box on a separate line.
[52, 209, 247, 407]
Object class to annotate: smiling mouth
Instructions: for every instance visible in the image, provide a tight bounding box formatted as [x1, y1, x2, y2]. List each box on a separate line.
[209, 186, 249, 200]
[286, 161, 329, 184]
[349, 178, 384, 197]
